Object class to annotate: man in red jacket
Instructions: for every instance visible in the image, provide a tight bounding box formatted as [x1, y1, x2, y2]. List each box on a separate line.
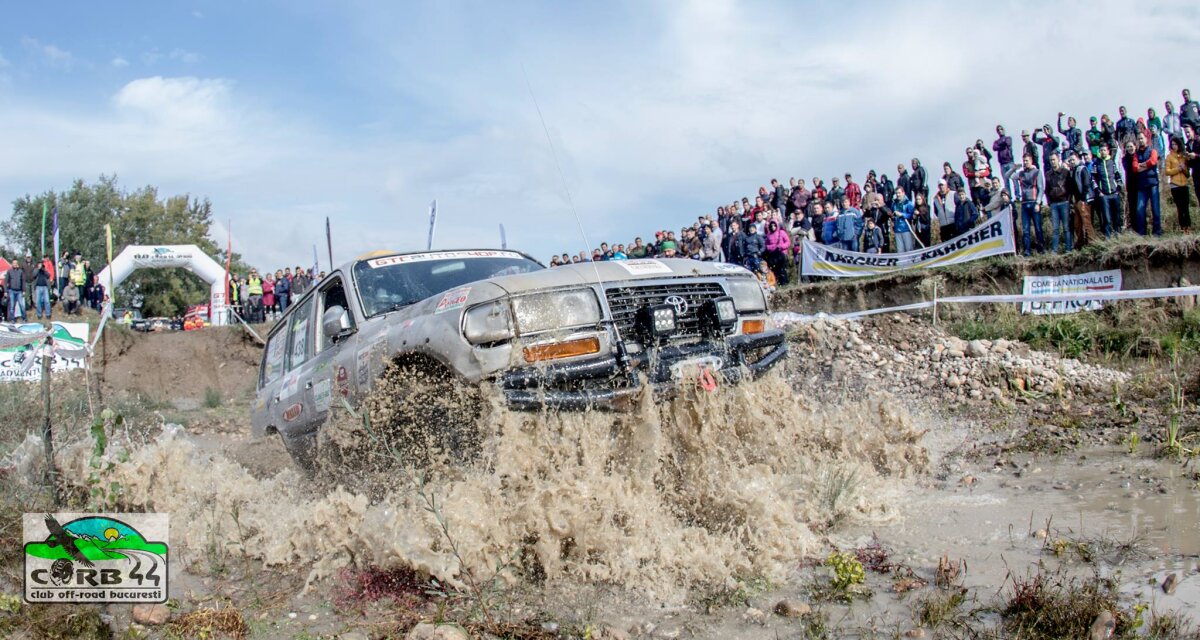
[844, 173, 862, 209]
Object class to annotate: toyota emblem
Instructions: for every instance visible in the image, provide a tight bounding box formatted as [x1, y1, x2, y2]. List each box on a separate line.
[664, 295, 688, 316]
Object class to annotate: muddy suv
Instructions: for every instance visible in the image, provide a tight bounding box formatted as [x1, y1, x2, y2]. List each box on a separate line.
[252, 249, 787, 468]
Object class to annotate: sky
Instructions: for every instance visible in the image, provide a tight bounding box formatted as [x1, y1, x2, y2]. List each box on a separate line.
[1, 0, 1199, 269]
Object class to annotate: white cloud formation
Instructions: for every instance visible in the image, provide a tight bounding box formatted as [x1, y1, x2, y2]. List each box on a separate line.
[1, 0, 1199, 271]
[111, 56, 129, 68]
[20, 37, 73, 69]
[141, 48, 202, 65]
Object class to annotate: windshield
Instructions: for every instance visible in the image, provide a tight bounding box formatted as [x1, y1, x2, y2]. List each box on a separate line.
[353, 250, 543, 317]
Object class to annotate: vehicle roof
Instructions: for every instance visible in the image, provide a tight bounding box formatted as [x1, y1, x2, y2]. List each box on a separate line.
[337, 248, 544, 274]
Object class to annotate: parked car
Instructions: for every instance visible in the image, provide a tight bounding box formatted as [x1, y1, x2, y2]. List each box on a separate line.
[251, 249, 787, 469]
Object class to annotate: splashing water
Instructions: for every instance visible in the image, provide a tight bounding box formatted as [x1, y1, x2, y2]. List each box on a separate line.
[51, 373, 927, 600]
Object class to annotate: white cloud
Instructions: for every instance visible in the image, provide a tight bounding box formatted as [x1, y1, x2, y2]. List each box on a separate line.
[2, 0, 1200, 271]
[141, 48, 203, 65]
[20, 37, 73, 69]
[111, 56, 129, 68]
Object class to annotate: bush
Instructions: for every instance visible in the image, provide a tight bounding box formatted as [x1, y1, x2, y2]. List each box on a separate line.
[203, 387, 222, 409]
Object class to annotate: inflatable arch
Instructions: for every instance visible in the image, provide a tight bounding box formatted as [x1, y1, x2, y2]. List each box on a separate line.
[96, 245, 228, 325]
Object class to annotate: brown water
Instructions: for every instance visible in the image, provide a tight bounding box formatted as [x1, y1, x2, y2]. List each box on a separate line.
[51, 374, 926, 604]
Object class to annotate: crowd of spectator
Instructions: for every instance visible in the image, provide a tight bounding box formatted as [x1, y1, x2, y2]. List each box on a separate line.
[1, 250, 106, 322]
[549, 88, 1200, 285]
[229, 265, 326, 324]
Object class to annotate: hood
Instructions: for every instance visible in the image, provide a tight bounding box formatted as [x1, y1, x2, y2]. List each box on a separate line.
[484, 258, 754, 296]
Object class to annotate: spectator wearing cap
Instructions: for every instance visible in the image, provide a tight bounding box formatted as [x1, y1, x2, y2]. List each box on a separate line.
[844, 173, 862, 209]
[994, 126, 1016, 195]
[827, 177, 845, 208]
[933, 179, 957, 241]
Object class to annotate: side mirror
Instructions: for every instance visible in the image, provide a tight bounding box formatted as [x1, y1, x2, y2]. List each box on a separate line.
[322, 306, 353, 342]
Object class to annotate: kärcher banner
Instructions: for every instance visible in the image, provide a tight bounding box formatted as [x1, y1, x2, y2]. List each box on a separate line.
[800, 215, 1017, 277]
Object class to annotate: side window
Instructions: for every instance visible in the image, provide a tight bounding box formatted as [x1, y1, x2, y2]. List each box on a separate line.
[287, 297, 314, 371]
[262, 329, 287, 387]
[317, 276, 353, 353]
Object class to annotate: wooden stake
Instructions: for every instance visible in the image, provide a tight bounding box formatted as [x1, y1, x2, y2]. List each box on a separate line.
[41, 337, 60, 506]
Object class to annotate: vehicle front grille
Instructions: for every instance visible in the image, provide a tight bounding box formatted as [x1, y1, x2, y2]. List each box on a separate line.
[605, 281, 728, 342]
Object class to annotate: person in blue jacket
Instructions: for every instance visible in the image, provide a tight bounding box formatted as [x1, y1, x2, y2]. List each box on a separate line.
[891, 187, 916, 253]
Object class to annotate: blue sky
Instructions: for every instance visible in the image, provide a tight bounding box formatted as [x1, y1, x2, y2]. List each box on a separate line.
[2, 0, 1198, 269]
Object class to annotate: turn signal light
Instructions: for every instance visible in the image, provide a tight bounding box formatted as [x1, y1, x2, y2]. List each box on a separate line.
[741, 319, 766, 335]
[523, 336, 601, 363]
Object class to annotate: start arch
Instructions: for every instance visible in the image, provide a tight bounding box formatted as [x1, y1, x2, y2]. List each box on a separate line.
[96, 245, 228, 325]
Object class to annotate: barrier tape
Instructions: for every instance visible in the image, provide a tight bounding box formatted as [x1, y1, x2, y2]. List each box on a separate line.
[776, 285, 1200, 323]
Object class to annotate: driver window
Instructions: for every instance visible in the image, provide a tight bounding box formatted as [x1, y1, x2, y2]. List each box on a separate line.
[318, 277, 353, 352]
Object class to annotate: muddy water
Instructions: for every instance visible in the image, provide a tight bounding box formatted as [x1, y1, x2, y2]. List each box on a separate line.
[50, 375, 925, 604]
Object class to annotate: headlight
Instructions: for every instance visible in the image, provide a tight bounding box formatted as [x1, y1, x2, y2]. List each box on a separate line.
[511, 289, 601, 335]
[727, 278, 767, 313]
[463, 300, 514, 345]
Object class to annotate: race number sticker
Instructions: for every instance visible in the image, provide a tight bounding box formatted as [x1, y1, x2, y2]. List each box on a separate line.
[435, 287, 471, 314]
[615, 259, 674, 276]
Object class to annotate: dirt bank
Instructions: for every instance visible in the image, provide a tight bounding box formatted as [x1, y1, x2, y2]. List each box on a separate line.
[93, 326, 261, 406]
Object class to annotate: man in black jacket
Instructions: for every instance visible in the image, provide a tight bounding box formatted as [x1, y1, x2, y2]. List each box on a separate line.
[34, 259, 52, 319]
[722, 221, 745, 266]
[909, 158, 928, 205]
[1091, 145, 1124, 237]
[1067, 153, 1097, 248]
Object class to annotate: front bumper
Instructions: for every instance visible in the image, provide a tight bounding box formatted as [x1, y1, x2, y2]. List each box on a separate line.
[500, 329, 787, 410]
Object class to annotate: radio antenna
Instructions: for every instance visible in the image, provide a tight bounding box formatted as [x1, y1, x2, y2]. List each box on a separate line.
[520, 63, 604, 284]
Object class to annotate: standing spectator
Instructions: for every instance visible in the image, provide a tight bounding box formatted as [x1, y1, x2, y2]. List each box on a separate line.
[262, 274, 275, 319]
[1187, 125, 1200, 217]
[821, 202, 839, 245]
[1057, 113, 1085, 157]
[1147, 107, 1166, 160]
[943, 162, 965, 193]
[701, 224, 722, 261]
[1067, 152, 1098, 248]
[89, 275, 105, 311]
[953, 186, 979, 235]
[933, 180, 956, 241]
[863, 183, 890, 251]
[5, 259, 26, 322]
[994, 125, 1016, 194]
[895, 163, 911, 199]
[891, 187, 916, 253]
[1032, 124, 1061, 174]
[276, 268, 291, 313]
[1165, 136, 1192, 232]
[1016, 154, 1046, 255]
[1044, 152, 1073, 251]
[1130, 132, 1162, 236]
[788, 179, 810, 218]
[878, 172, 895, 205]
[770, 179, 787, 214]
[681, 227, 703, 259]
[827, 178, 845, 208]
[912, 192, 932, 247]
[863, 218, 884, 254]
[1164, 102, 1183, 142]
[1021, 130, 1039, 170]
[1085, 117, 1104, 157]
[723, 221, 745, 266]
[844, 173, 862, 209]
[246, 269, 264, 322]
[742, 223, 765, 272]
[763, 221, 792, 285]
[1100, 114, 1118, 153]
[963, 147, 992, 205]
[1181, 89, 1200, 132]
[1092, 144, 1124, 237]
[836, 197, 864, 252]
[34, 259, 51, 320]
[1115, 106, 1137, 144]
[811, 178, 827, 203]
[628, 237, 648, 258]
[909, 158, 929, 205]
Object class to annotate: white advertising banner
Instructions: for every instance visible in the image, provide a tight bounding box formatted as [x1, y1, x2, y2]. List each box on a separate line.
[1021, 270, 1123, 315]
[800, 215, 1017, 277]
[0, 322, 90, 382]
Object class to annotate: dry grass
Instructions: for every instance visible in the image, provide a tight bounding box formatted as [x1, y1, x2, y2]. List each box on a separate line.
[169, 605, 250, 639]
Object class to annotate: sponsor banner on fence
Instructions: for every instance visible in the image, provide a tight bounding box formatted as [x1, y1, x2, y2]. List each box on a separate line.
[0, 322, 89, 382]
[800, 215, 1017, 277]
[1021, 270, 1123, 315]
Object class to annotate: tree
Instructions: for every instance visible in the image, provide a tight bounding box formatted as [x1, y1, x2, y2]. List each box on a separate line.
[2, 176, 256, 317]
